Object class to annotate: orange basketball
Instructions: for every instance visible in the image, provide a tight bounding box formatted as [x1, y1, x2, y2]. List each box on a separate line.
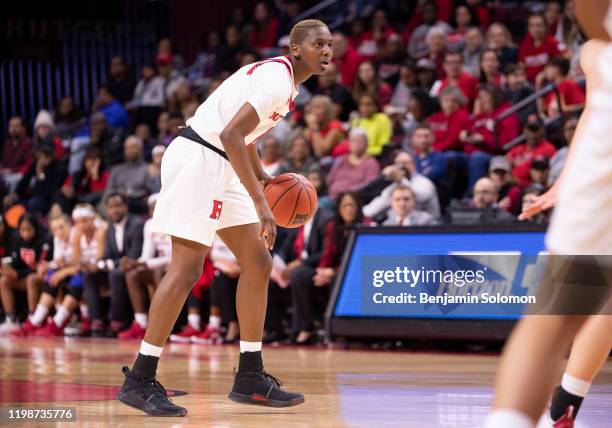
[264, 173, 318, 228]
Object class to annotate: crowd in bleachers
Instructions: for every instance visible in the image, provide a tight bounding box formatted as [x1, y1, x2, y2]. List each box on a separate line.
[0, 1, 586, 344]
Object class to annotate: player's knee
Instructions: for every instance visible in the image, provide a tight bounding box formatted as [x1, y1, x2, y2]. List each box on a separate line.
[167, 262, 202, 290]
[244, 250, 272, 278]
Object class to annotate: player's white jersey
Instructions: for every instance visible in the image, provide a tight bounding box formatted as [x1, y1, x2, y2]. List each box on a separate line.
[187, 56, 298, 150]
[139, 219, 172, 270]
[52, 228, 76, 267]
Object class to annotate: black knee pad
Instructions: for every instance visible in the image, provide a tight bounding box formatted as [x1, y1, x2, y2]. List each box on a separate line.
[67, 285, 83, 300]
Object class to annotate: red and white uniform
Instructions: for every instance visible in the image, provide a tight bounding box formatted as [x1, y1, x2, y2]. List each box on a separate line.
[519, 34, 566, 82]
[151, 56, 298, 246]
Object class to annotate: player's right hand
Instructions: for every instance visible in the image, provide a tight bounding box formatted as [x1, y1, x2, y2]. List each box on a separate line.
[254, 198, 276, 250]
[519, 184, 558, 220]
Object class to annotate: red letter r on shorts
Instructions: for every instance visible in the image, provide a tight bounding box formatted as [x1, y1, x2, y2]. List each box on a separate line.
[210, 200, 223, 220]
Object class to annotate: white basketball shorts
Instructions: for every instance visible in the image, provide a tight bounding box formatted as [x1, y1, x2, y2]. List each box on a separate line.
[150, 136, 259, 246]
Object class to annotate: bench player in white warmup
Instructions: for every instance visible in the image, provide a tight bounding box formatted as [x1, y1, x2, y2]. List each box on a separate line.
[117, 19, 333, 416]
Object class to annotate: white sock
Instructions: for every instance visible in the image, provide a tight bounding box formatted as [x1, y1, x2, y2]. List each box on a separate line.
[484, 409, 534, 428]
[53, 306, 70, 328]
[80, 304, 89, 319]
[240, 341, 262, 353]
[134, 313, 148, 329]
[30, 304, 49, 326]
[188, 313, 201, 330]
[561, 372, 591, 397]
[209, 315, 221, 329]
[55, 303, 62, 312]
[139, 341, 162, 357]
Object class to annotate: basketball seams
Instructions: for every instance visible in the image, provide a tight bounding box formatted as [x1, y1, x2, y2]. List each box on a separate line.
[287, 184, 304, 226]
[268, 180, 300, 212]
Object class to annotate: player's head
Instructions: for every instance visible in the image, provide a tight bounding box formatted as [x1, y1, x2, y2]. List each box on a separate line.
[49, 214, 72, 242]
[289, 19, 333, 75]
[72, 204, 96, 233]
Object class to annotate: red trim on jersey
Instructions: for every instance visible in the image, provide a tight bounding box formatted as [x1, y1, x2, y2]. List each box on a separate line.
[246, 57, 295, 111]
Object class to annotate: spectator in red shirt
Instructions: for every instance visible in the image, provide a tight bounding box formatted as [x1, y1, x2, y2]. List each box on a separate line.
[247, 2, 278, 54]
[506, 115, 557, 187]
[425, 26, 449, 78]
[488, 156, 522, 215]
[461, 84, 521, 189]
[485, 23, 518, 69]
[353, 9, 397, 60]
[448, 4, 481, 48]
[304, 95, 346, 158]
[544, 1, 562, 36]
[1, 116, 33, 192]
[427, 86, 471, 153]
[352, 61, 393, 108]
[537, 57, 585, 118]
[431, 51, 479, 105]
[519, 13, 567, 82]
[332, 32, 363, 88]
[479, 49, 505, 88]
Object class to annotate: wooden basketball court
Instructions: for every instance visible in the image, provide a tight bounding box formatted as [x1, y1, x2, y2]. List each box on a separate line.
[0, 337, 610, 427]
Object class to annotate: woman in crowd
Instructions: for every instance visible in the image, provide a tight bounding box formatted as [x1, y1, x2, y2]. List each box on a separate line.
[351, 93, 393, 158]
[353, 61, 393, 108]
[304, 95, 346, 158]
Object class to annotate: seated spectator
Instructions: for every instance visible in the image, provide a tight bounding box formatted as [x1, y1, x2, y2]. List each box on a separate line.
[313, 62, 356, 121]
[427, 86, 471, 153]
[520, 184, 549, 223]
[549, 115, 578, 185]
[15, 207, 105, 337]
[134, 123, 155, 160]
[463, 27, 485, 77]
[33, 110, 65, 163]
[106, 56, 136, 105]
[479, 49, 505, 88]
[507, 116, 557, 187]
[1, 116, 33, 192]
[6, 142, 65, 215]
[91, 86, 129, 130]
[412, 124, 448, 186]
[488, 156, 522, 215]
[461, 84, 521, 189]
[331, 32, 363, 88]
[448, 4, 481, 49]
[381, 185, 437, 226]
[0, 213, 47, 335]
[157, 37, 185, 71]
[129, 64, 165, 133]
[503, 63, 537, 125]
[407, 1, 452, 60]
[155, 111, 173, 146]
[430, 51, 479, 105]
[537, 57, 585, 118]
[247, 2, 278, 54]
[259, 137, 283, 177]
[416, 58, 438, 91]
[85, 112, 127, 170]
[354, 9, 398, 60]
[376, 33, 406, 87]
[306, 168, 334, 211]
[304, 95, 346, 158]
[57, 146, 109, 213]
[157, 52, 187, 102]
[53, 97, 84, 140]
[528, 156, 551, 189]
[362, 150, 440, 220]
[519, 13, 567, 82]
[147, 145, 165, 194]
[105, 136, 150, 214]
[353, 61, 393, 108]
[545, 1, 562, 41]
[291, 192, 369, 344]
[450, 177, 515, 224]
[118, 195, 171, 340]
[216, 25, 255, 74]
[486, 23, 518, 69]
[84, 193, 144, 337]
[278, 133, 318, 175]
[326, 128, 380, 199]
[168, 83, 199, 120]
[351, 93, 393, 157]
[390, 60, 419, 111]
[399, 89, 439, 152]
[424, 26, 449, 78]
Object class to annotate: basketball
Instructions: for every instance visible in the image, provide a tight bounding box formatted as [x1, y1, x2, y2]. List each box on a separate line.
[264, 173, 318, 228]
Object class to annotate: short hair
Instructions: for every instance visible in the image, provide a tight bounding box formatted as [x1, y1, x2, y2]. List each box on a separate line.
[289, 19, 328, 46]
[426, 25, 448, 44]
[392, 184, 414, 198]
[414, 124, 433, 133]
[445, 50, 463, 62]
[504, 62, 525, 76]
[348, 127, 368, 142]
[105, 192, 127, 205]
[124, 135, 144, 149]
[440, 85, 468, 106]
[548, 57, 571, 76]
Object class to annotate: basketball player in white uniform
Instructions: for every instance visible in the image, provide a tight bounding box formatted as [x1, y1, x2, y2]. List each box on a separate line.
[485, 2, 612, 427]
[117, 19, 333, 416]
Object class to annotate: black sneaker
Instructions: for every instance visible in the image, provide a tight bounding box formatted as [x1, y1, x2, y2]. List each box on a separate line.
[116, 366, 187, 416]
[229, 368, 305, 407]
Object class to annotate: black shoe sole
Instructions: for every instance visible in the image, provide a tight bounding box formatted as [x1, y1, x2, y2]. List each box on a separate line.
[228, 391, 305, 407]
[116, 391, 188, 417]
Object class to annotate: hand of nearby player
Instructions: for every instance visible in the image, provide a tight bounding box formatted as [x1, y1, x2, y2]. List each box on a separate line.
[254, 197, 277, 250]
[518, 183, 558, 220]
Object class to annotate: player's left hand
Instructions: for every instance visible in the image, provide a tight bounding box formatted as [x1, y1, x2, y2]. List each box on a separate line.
[254, 196, 277, 250]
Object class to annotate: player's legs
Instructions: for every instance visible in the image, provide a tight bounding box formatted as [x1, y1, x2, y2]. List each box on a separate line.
[25, 273, 43, 313]
[0, 276, 26, 324]
[117, 236, 208, 416]
[217, 222, 305, 407]
[549, 314, 612, 421]
[486, 315, 587, 427]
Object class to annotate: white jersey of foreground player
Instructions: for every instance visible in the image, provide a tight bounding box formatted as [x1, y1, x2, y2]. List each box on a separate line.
[546, 39, 612, 255]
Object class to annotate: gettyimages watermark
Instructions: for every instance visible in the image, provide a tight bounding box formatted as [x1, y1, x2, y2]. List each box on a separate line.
[360, 254, 612, 317]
